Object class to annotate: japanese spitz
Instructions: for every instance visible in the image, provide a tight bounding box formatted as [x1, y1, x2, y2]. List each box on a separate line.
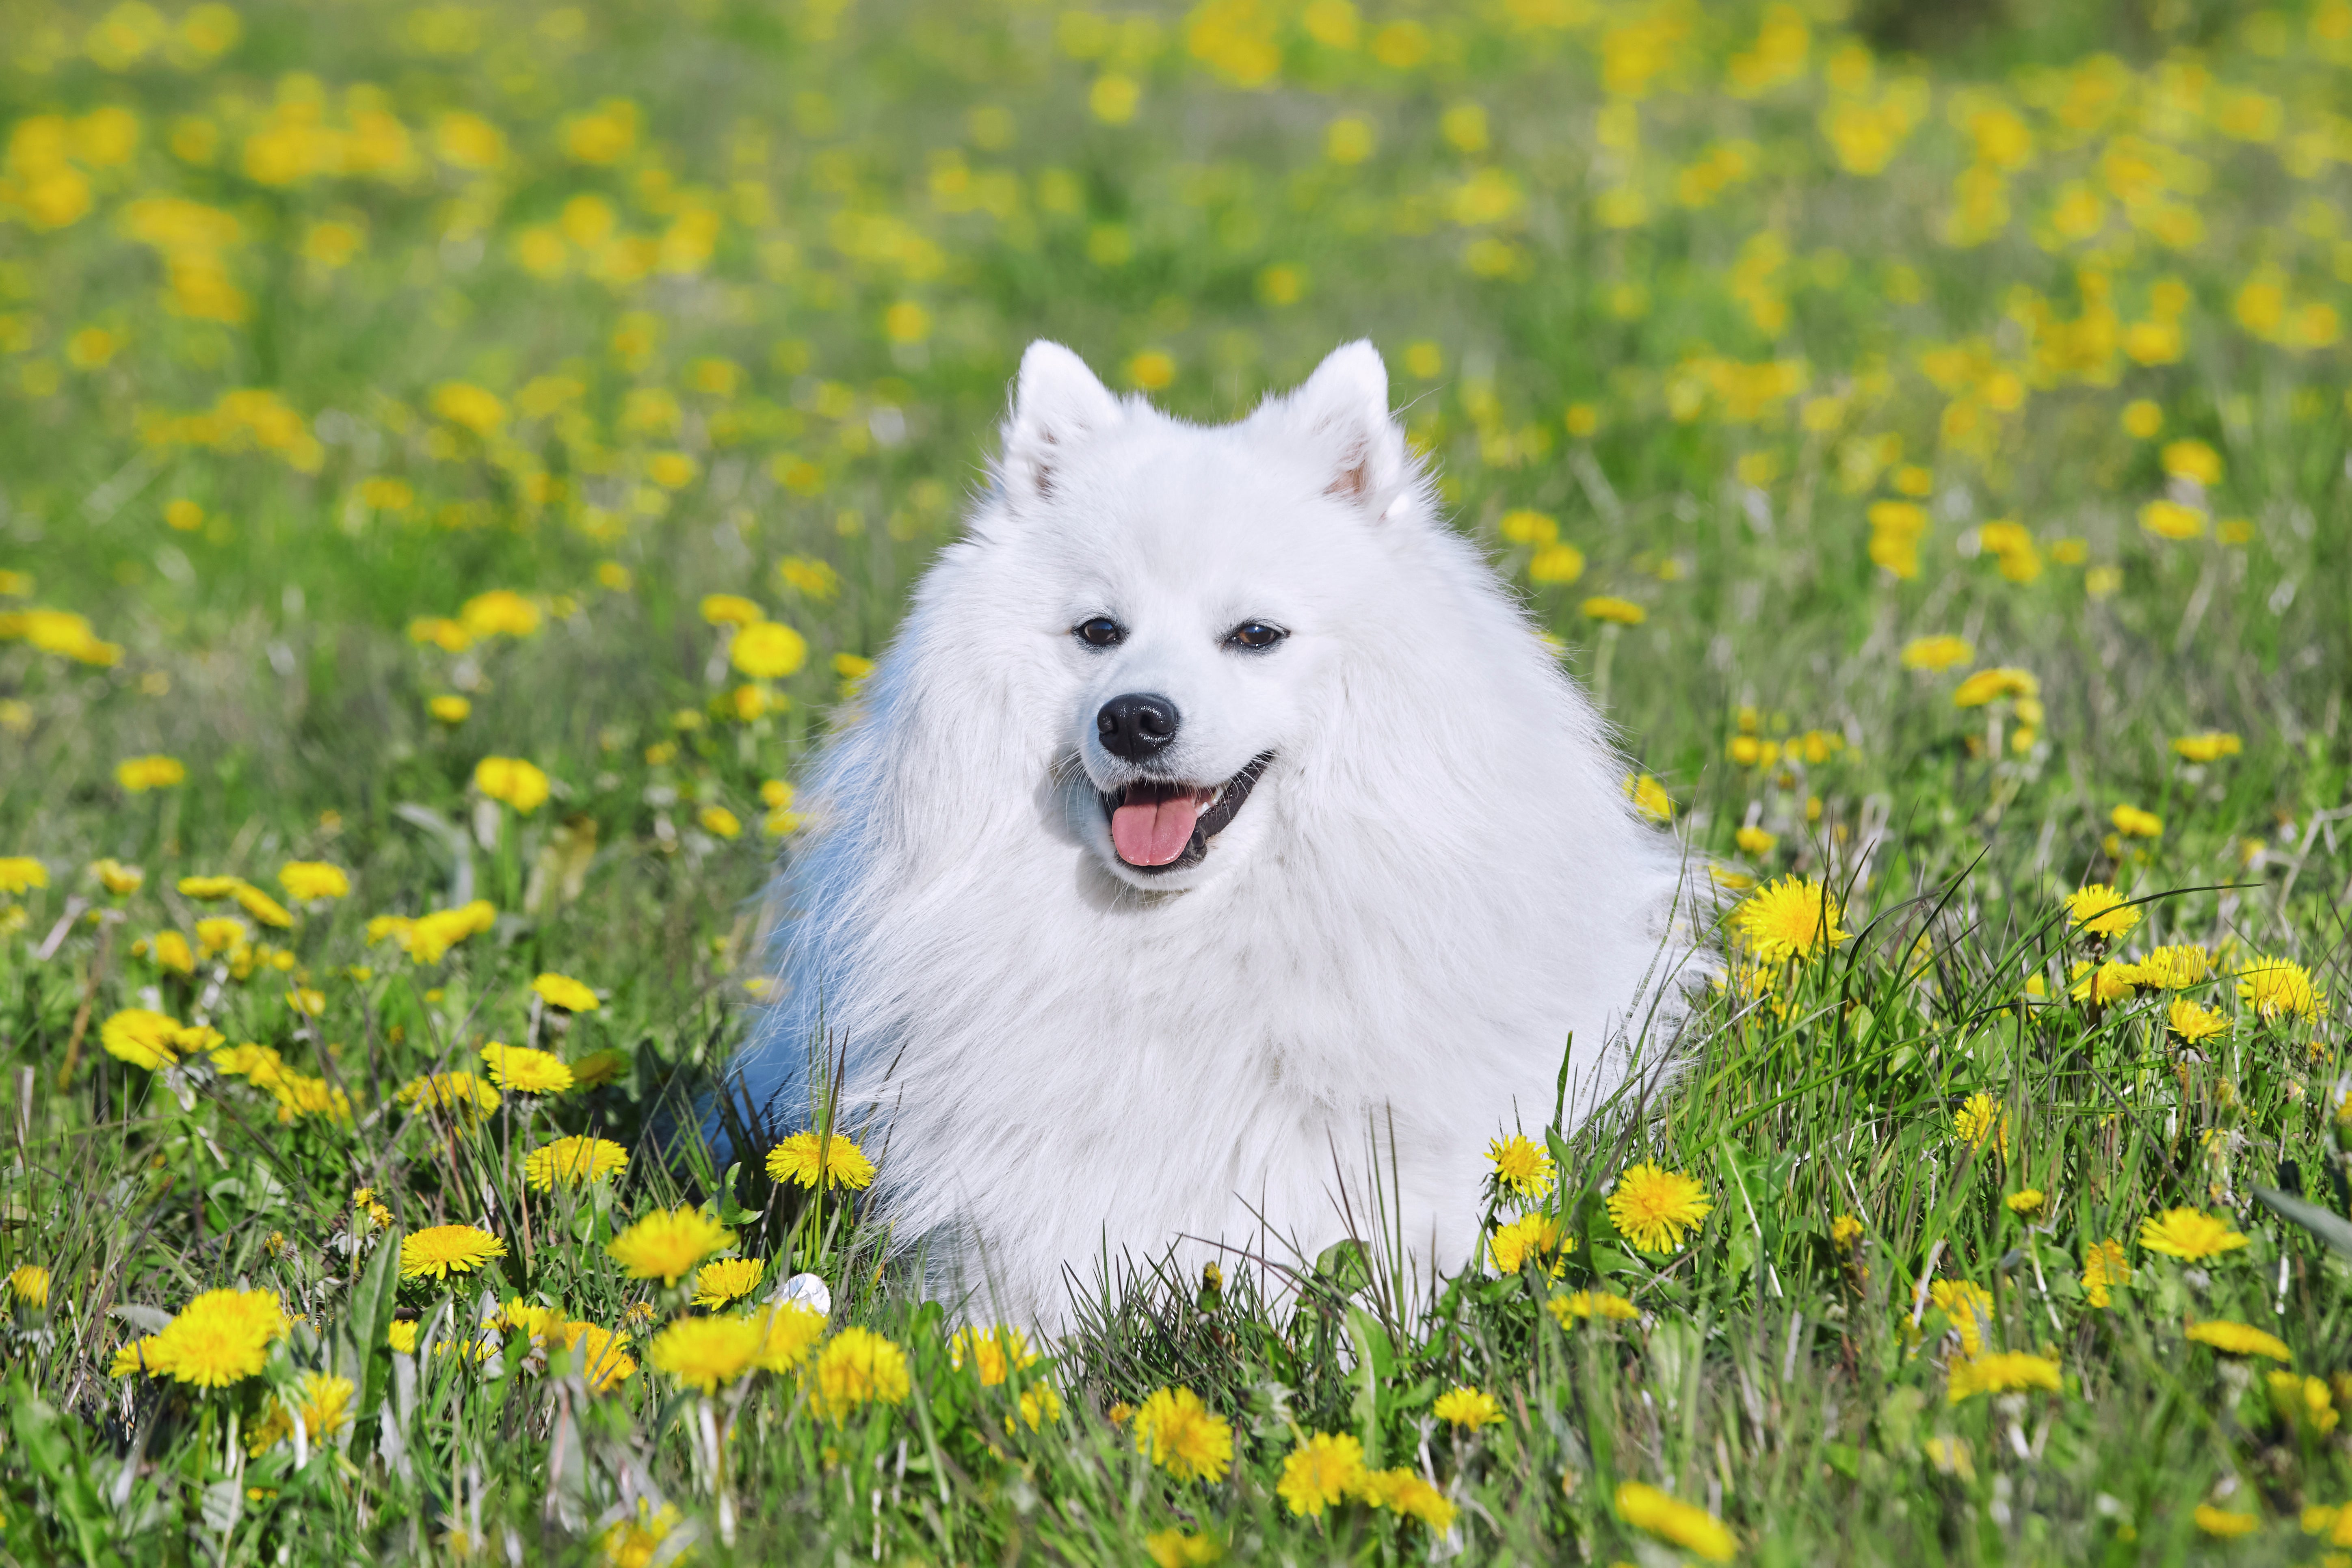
[725, 340, 1696, 1329]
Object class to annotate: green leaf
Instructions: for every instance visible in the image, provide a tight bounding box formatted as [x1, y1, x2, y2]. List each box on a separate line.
[2254, 1185, 2352, 1265]
[348, 1228, 403, 1419]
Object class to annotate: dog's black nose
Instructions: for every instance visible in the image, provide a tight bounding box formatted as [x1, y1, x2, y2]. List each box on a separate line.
[1096, 692, 1179, 759]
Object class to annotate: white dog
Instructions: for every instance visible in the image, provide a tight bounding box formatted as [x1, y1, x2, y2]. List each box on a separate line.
[727, 340, 1696, 1328]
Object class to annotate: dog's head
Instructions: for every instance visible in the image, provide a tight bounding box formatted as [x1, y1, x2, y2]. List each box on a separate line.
[988, 339, 1426, 893]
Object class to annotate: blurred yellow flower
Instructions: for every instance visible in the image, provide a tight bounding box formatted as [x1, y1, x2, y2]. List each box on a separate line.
[9, 1264, 52, 1308]
[428, 694, 471, 725]
[731, 620, 808, 679]
[278, 861, 348, 900]
[1432, 1385, 1502, 1430]
[2186, 1319, 2290, 1361]
[524, 1135, 630, 1191]
[394, 1070, 501, 1120]
[117, 755, 188, 791]
[1946, 1350, 2061, 1403]
[532, 972, 599, 1012]
[948, 1324, 1038, 1386]
[91, 859, 144, 895]
[0, 857, 46, 894]
[1489, 1212, 1569, 1274]
[608, 1207, 734, 1285]
[648, 1314, 762, 1392]
[2139, 1207, 2247, 1260]
[2171, 731, 2242, 762]
[2082, 1238, 2131, 1307]
[1952, 667, 2036, 707]
[1953, 1092, 2008, 1158]
[1276, 1432, 1365, 1517]
[1581, 595, 1646, 625]
[2110, 805, 2161, 838]
[806, 1326, 911, 1421]
[701, 593, 763, 626]
[474, 756, 550, 813]
[1900, 635, 1973, 671]
[1132, 1386, 1233, 1482]
[1615, 1480, 1735, 1562]
[698, 805, 742, 839]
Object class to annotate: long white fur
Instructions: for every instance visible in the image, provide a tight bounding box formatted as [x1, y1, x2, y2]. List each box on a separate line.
[725, 340, 1699, 1330]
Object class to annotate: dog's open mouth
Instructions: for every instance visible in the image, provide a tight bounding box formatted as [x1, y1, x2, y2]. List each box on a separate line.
[1100, 753, 1273, 872]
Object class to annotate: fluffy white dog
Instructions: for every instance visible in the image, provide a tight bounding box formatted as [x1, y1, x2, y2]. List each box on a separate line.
[726, 340, 1696, 1328]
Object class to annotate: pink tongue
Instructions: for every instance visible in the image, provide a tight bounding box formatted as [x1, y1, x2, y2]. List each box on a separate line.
[1111, 794, 1201, 866]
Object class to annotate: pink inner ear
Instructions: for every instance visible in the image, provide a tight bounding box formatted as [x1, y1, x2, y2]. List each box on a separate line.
[1324, 441, 1373, 503]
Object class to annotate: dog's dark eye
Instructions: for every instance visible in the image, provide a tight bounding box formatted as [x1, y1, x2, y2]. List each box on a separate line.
[1074, 616, 1125, 648]
[1225, 621, 1287, 651]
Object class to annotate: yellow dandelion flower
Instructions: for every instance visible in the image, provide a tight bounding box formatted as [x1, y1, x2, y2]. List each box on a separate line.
[700, 593, 764, 626]
[1432, 1386, 1503, 1430]
[730, 620, 808, 679]
[473, 757, 551, 814]
[1485, 1133, 1556, 1198]
[1607, 1162, 1712, 1254]
[1946, 1350, 2062, 1402]
[598, 1503, 682, 1568]
[9, 1265, 52, 1308]
[116, 755, 188, 792]
[1549, 1289, 1641, 1325]
[2187, 1319, 2291, 1361]
[563, 1322, 639, 1393]
[248, 1372, 355, 1453]
[2082, 1238, 2131, 1307]
[648, 1314, 764, 1393]
[1580, 595, 1646, 625]
[1625, 772, 1674, 823]
[949, 1324, 1038, 1386]
[100, 1008, 189, 1071]
[2168, 997, 2228, 1044]
[1732, 876, 1849, 962]
[2193, 1504, 2258, 1538]
[1489, 1212, 1570, 1275]
[399, 1225, 507, 1281]
[1928, 1280, 1994, 1356]
[0, 857, 45, 894]
[2006, 1188, 2046, 1217]
[1014, 1384, 1063, 1432]
[394, 1071, 501, 1121]
[387, 1321, 419, 1354]
[1831, 1214, 1864, 1248]
[91, 859, 145, 895]
[747, 1304, 826, 1373]
[1132, 1386, 1234, 1483]
[1952, 667, 2037, 708]
[805, 1325, 911, 1420]
[2268, 1371, 2337, 1436]
[690, 1257, 764, 1308]
[2070, 958, 2143, 1005]
[1142, 1529, 1221, 1568]
[1900, 634, 1974, 671]
[478, 1042, 574, 1094]
[2237, 955, 2324, 1022]
[277, 861, 349, 901]
[2138, 1207, 2248, 1260]
[2171, 732, 2242, 763]
[1275, 1431, 1366, 1517]
[2139, 944, 2211, 990]
[531, 971, 599, 1012]
[121, 1289, 291, 1387]
[1953, 1092, 2009, 1158]
[2064, 884, 2140, 939]
[764, 1130, 877, 1191]
[1615, 1480, 1736, 1562]
[607, 1207, 734, 1285]
[428, 694, 471, 725]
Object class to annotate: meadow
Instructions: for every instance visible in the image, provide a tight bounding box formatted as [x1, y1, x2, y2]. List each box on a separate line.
[3, 0, 2351, 1559]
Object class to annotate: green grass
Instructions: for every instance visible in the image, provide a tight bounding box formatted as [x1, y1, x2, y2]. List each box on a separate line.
[4, 0, 2352, 1560]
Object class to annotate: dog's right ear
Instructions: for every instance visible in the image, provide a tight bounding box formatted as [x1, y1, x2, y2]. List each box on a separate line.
[1000, 341, 1122, 503]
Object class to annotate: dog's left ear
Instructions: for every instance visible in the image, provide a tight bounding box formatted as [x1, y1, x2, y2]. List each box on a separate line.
[1262, 340, 1409, 517]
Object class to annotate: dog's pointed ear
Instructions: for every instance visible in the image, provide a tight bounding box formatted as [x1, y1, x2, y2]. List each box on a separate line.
[1262, 340, 1410, 517]
[1000, 341, 1122, 502]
